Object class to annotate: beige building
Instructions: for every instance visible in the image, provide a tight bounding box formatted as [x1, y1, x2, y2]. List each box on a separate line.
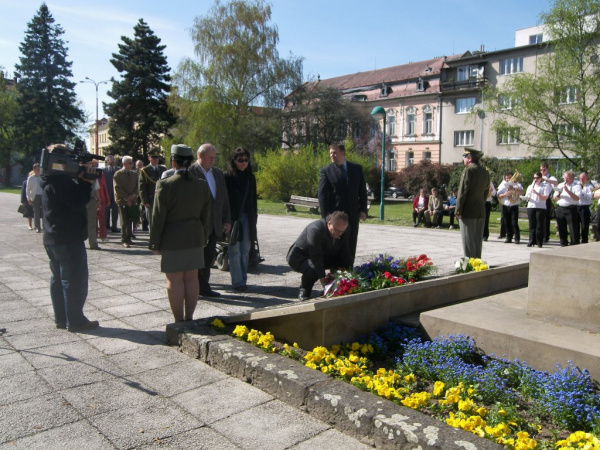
[87, 117, 110, 158]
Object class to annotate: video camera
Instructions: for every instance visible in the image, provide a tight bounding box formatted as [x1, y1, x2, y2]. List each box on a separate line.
[40, 141, 105, 180]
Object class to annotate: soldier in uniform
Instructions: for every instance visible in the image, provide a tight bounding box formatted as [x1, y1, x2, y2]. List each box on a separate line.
[138, 148, 167, 232]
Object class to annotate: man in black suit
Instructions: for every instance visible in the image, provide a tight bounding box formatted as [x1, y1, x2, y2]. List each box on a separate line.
[317, 144, 368, 265]
[287, 211, 353, 301]
[189, 143, 231, 297]
[103, 155, 120, 233]
[139, 148, 167, 232]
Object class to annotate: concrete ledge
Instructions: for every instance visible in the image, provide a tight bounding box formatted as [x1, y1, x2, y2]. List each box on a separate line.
[167, 319, 501, 449]
[221, 263, 529, 350]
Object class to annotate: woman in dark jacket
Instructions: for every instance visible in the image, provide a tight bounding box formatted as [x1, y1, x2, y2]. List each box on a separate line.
[224, 147, 258, 291]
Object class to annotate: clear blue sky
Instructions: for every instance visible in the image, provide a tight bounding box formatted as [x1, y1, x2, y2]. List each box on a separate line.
[1, 0, 552, 127]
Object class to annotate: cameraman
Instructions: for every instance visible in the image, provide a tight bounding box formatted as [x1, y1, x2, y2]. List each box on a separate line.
[41, 144, 99, 332]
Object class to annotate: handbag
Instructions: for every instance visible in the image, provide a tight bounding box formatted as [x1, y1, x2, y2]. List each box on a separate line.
[227, 179, 250, 245]
[17, 204, 26, 215]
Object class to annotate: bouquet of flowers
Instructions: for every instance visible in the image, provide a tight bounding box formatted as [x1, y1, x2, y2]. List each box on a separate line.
[454, 256, 489, 273]
[323, 254, 435, 298]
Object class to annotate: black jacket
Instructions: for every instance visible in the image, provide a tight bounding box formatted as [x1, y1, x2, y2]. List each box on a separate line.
[41, 173, 92, 246]
[224, 170, 258, 242]
[317, 161, 368, 222]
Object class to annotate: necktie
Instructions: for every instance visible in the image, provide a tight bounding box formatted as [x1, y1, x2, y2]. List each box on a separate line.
[339, 164, 347, 179]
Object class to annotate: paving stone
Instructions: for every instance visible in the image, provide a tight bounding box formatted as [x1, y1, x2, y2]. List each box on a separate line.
[119, 310, 173, 331]
[102, 301, 161, 318]
[171, 377, 272, 424]
[0, 393, 80, 444]
[19, 340, 105, 370]
[38, 355, 128, 390]
[89, 398, 204, 448]
[136, 427, 242, 449]
[4, 328, 80, 350]
[0, 351, 34, 377]
[0, 370, 53, 405]
[135, 359, 228, 398]
[211, 400, 330, 450]
[0, 419, 113, 450]
[107, 343, 191, 374]
[288, 428, 374, 449]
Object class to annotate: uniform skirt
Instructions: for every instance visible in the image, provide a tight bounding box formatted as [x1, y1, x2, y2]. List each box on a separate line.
[160, 246, 204, 273]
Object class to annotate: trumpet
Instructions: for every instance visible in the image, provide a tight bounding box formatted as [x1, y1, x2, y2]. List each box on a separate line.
[507, 171, 523, 203]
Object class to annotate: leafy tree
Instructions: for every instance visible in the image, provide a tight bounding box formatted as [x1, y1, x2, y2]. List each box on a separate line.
[394, 160, 453, 198]
[105, 19, 176, 158]
[0, 71, 18, 184]
[170, 0, 303, 161]
[282, 85, 375, 151]
[14, 3, 85, 163]
[484, 0, 600, 174]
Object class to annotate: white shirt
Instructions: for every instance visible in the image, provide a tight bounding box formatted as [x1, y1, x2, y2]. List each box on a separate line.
[486, 181, 496, 202]
[554, 181, 581, 207]
[526, 182, 552, 209]
[26, 175, 42, 201]
[201, 166, 217, 200]
[579, 182, 594, 206]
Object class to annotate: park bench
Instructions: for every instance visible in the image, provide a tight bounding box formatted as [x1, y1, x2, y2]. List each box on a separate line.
[285, 195, 320, 214]
[284, 195, 372, 215]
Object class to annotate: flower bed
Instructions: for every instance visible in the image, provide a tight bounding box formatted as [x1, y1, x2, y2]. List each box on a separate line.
[222, 320, 600, 450]
[323, 253, 436, 297]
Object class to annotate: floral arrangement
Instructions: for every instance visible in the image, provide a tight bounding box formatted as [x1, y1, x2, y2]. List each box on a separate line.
[323, 253, 435, 298]
[228, 319, 600, 449]
[455, 256, 489, 273]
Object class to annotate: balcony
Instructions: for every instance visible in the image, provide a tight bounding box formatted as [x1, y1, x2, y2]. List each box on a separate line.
[440, 77, 487, 92]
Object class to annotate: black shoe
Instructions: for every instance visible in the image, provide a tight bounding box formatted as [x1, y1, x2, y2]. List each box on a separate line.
[89, 244, 101, 250]
[527, 243, 533, 247]
[504, 239, 512, 243]
[538, 244, 543, 248]
[544, 238, 549, 243]
[298, 288, 310, 301]
[497, 235, 505, 239]
[200, 290, 221, 298]
[515, 240, 520, 244]
[483, 237, 488, 242]
[234, 285, 247, 292]
[111, 228, 121, 233]
[68, 320, 99, 332]
[56, 322, 66, 329]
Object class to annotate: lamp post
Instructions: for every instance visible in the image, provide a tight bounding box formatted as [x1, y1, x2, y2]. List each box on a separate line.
[371, 106, 387, 220]
[80, 77, 109, 155]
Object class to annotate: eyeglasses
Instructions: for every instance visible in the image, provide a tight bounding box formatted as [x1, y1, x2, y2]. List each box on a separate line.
[236, 158, 249, 163]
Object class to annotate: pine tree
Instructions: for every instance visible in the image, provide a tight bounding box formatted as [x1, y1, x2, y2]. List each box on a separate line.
[104, 19, 175, 158]
[14, 3, 84, 162]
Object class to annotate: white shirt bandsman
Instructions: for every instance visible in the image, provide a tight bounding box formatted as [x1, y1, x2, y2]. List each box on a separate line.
[497, 180, 523, 207]
[526, 182, 552, 209]
[554, 181, 581, 207]
[578, 182, 594, 206]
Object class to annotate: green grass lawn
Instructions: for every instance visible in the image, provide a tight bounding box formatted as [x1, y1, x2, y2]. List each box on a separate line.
[0, 186, 21, 195]
[258, 198, 560, 239]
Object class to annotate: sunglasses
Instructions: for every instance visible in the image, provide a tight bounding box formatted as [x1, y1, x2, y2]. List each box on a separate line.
[236, 158, 249, 163]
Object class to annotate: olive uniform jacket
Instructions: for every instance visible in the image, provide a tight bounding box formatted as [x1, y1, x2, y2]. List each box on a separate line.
[149, 171, 212, 251]
[138, 164, 167, 206]
[113, 168, 139, 207]
[455, 162, 490, 219]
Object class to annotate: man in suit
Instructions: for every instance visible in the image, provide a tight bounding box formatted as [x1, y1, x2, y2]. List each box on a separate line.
[139, 148, 167, 232]
[287, 211, 353, 301]
[455, 148, 490, 258]
[317, 144, 368, 265]
[102, 155, 121, 233]
[189, 143, 231, 297]
[113, 156, 139, 248]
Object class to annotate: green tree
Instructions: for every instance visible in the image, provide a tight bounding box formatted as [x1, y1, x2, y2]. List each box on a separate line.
[484, 0, 600, 174]
[105, 19, 176, 158]
[282, 85, 374, 150]
[170, 0, 303, 161]
[14, 3, 85, 163]
[0, 71, 18, 184]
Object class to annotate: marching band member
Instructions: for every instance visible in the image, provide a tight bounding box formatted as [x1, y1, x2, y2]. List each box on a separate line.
[525, 172, 552, 248]
[577, 172, 594, 244]
[539, 162, 558, 242]
[497, 171, 523, 244]
[553, 170, 581, 246]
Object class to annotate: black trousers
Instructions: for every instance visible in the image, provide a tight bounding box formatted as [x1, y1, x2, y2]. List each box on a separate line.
[527, 208, 546, 246]
[544, 197, 554, 240]
[287, 244, 341, 294]
[555, 205, 579, 245]
[483, 202, 492, 239]
[578, 205, 591, 243]
[106, 195, 119, 230]
[198, 232, 217, 293]
[501, 204, 520, 242]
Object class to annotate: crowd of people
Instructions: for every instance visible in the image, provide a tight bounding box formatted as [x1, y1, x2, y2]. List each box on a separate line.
[21, 142, 599, 328]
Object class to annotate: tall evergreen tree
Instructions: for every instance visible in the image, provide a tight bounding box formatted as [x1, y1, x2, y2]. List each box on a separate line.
[14, 3, 85, 163]
[0, 71, 18, 183]
[105, 19, 175, 158]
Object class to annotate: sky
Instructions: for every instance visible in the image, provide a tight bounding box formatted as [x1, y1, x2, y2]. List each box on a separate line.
[0, 0, 553, 128]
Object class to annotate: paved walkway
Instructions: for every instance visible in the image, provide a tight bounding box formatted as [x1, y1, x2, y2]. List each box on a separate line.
[0, 192, 548, 449]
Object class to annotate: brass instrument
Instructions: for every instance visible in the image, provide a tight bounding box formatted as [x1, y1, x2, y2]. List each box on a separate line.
[507, 171, 523, 203]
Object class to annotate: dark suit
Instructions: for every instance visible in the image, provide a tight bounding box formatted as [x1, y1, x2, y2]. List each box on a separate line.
[139, 163, 167, 230]
[287, 218, 352, 295]
[149, 171, 211, 252]
[189, 162, 231, 293]
[317, 161, 367, 264]
[103, 165, 120, 230]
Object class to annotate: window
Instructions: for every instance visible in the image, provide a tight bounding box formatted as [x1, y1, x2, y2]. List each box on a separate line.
[497, 127, 520, 144]
[455, 97, 476, 114]
[498, 94, 516, 110]
[406, 107, 416, 136]
[557, 87, 579, 104]
[557, 123, 577, 141]
[500, 57, 523, 75]
[423, 151, 431, 160]
[423, 111, 433, 134]
[529, 34, 543, 44]
[417, 78, 424, 91]
[457, 65, 480, 81]
[406, 151, 414, 166]
[454, 130, 474, 146]
[387, 110, 396, 136]
[387, 150, 396, 172]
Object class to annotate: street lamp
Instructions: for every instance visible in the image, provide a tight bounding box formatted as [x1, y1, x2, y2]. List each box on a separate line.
[80, 77, 109, 155]
[371, 106, 387, 220]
